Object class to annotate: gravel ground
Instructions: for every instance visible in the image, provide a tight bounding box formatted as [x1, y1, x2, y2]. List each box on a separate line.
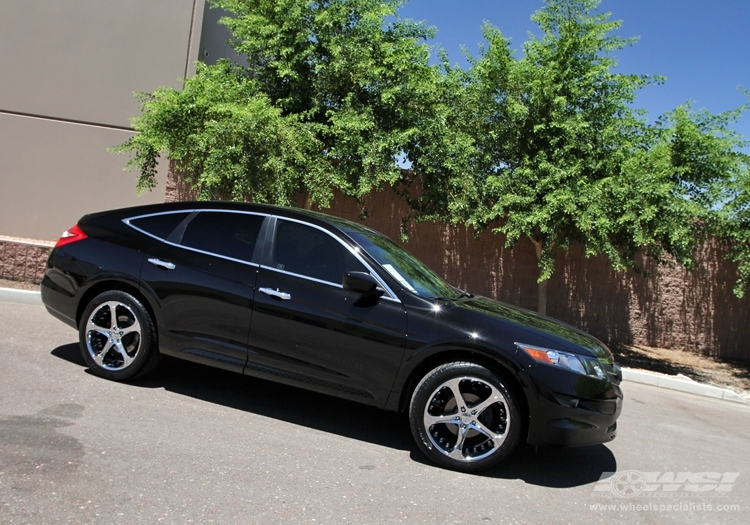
[0, 278, 40, 291]
[612, 344, 750, 400]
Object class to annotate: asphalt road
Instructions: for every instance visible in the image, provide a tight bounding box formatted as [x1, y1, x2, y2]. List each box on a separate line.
[1, 297, 748, 524]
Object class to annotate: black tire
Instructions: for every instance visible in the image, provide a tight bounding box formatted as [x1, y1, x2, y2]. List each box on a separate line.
[78, 290, 160, 381]
[409, 361, 521, 472]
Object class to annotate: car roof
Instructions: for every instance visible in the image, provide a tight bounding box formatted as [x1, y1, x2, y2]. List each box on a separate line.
[88, 200, 385, 238]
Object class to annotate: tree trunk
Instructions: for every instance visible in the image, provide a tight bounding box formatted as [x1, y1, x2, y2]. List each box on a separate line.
[529, 237, 548, 316]
[303, 193, 313, 210]
[537, 278, 548, 316]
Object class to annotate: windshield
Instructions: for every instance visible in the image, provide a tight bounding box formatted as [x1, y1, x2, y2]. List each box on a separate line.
[348, 230, 462, 299]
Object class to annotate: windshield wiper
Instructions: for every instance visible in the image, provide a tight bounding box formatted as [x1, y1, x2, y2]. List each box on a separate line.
[435, 289, 474, 301]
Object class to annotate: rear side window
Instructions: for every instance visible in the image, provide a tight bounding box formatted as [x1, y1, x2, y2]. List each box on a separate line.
[129, 212, 191, 240]
[271, 220, 366, 284]
[181, 211, 265, 263]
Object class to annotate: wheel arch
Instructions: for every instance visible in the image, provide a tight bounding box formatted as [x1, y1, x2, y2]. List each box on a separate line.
[396, 346, 532, 436]
[76, 278, 157, 337]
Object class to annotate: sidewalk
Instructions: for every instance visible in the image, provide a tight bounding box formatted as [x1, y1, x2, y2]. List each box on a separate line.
[622, 368, 746, 404]
[0, 286, 43, 305]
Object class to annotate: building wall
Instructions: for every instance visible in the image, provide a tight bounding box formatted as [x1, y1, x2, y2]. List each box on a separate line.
[0, 0, 205, 240]
[198, 3, 247, 67]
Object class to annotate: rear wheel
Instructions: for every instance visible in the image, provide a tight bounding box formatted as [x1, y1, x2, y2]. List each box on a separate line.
[78, 290, 159, 380]
[409, 362, 521, 472]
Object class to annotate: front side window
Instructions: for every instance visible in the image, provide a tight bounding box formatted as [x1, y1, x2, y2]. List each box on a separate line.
[271, 220, 365, 284]
[347, 230, 458, 299]
[181, 212, 264, 263]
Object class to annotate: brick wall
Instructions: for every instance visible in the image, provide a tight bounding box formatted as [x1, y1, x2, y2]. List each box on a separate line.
[164, 163, 199, 203]
[0, 236, 54, 284]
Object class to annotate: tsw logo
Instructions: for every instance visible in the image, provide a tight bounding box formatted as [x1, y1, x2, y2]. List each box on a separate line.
[593, 471, 740, 498]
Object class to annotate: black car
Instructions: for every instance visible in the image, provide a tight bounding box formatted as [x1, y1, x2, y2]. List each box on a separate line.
[41, 202, 622, 472]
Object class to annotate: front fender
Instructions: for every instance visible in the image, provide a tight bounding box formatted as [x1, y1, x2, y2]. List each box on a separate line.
[384, 341, 536, 413]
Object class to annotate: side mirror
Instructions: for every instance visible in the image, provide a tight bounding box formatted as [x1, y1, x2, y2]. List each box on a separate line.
[342, 271, 384, 297]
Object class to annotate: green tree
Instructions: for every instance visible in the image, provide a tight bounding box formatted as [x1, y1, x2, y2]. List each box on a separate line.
[678, 102, 750, 298]
[409, 0, 749, 313]
[113, 0, 440, 207]
[725, 173, 750, 298]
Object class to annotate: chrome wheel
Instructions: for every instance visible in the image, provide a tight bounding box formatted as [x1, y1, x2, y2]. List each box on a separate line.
[410, 362, 520, 472]
[423, 376, 510, 462]
[84, 300, 142, 371]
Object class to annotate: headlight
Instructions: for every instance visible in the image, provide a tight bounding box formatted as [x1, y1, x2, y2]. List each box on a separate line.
[516, 343, 607, 380]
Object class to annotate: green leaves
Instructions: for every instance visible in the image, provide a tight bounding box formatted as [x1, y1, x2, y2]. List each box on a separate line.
[410, 0, 749, 305]
[461, 1, 656, 280]
[113, 61, 328, 205]
[115, 0, 439, 208]
[725, 168, 750, 297]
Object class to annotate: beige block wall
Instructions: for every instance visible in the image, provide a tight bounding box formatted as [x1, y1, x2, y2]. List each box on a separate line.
[0, 0, 203, 128]
[0, 113, 167, 241]
[0, 0, 205, 241]
[198, 4, 248, 67]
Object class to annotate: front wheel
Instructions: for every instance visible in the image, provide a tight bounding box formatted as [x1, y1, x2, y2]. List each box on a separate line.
[78, 290, 160, 380]
[409, 362, 521, 472]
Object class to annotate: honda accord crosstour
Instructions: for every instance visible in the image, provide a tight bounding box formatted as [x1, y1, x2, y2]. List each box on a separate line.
[41, 202, 622, 472]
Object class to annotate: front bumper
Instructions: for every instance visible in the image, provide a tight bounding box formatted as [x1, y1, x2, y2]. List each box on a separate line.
[526, 389, 622, 447]
[523, 363, 623, 447]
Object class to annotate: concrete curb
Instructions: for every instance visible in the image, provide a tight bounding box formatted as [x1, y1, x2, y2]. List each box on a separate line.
[0, 287, 43, 306]
[622, 368, 746, 404]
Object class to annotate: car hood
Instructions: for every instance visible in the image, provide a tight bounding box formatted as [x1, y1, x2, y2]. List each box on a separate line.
[451, 296, 614, 362]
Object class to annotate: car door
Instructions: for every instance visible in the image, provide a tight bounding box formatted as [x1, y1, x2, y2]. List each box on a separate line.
[137, 210, 268, 373]
[246, 217, 407, 406]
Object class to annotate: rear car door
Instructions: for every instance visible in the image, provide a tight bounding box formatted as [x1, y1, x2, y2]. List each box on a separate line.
[246, 217, 407, 406]
[135, 210, 268, 372]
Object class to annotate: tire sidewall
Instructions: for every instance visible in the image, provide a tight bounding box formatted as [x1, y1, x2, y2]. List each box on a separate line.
[78, 290, 155, 381]
[409, 362, 522, 473]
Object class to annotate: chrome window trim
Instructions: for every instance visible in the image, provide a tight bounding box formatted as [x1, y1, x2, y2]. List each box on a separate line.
[271, 216, 400, 302]
[123, 210, 401, 301]
[123, 209, 269, 268]
[258, 264, 401, 303]
[123, 210, 196, 244]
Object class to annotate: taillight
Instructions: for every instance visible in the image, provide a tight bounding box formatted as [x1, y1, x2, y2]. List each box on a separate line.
[54, 224, 88, 248]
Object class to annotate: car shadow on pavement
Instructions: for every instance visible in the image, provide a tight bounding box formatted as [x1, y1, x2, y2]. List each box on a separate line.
[482, 444, 615, 487]
[411, 436, 617, 489]
[52, 343, 617, 487]
[52, 343, 86, 366]
[407, 442, 616, 487]
[51, 343, 413, 451]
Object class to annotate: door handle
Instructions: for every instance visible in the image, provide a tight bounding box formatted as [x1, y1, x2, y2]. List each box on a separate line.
[148, 258, 176, 270]
[259, 287, 291, 300]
